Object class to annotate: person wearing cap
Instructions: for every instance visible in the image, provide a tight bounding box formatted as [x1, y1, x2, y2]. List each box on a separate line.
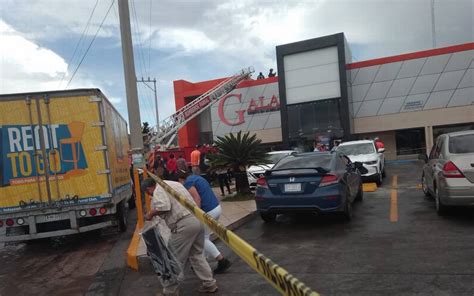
[177, 171, 232, 274]
[190, 145, 201, 175]
[142, 178, 218, 295]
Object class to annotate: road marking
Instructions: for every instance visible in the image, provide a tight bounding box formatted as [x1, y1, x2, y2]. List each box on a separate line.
[390, 175, 398, 222]
[363, 182, 377, 192]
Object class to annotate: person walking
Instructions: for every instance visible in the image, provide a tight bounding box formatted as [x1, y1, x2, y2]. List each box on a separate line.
[142, 178, 218, 295]
[177, 171, 232, 274]
[216, 168, 231, 196]
[190, 145, 201, 175]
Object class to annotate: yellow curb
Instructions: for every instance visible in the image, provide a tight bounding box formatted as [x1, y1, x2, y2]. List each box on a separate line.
[363, 182, 378, 192]
[126, 224, 140, 270]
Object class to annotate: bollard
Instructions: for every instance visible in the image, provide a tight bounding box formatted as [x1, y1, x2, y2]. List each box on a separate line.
[133, 168, 144, 228]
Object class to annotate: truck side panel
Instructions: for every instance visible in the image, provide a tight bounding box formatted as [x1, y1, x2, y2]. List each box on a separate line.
[101, 98, 131, 199]
[0, 95, 109, 213]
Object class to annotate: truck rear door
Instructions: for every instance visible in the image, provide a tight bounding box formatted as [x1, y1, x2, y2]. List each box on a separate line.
[0, 94, 110, 213]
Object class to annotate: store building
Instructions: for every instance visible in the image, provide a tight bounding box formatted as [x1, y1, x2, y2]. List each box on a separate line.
[173, 33, 473, 160]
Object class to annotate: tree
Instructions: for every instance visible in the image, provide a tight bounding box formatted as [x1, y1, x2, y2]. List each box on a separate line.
[208, 131, 269, 194]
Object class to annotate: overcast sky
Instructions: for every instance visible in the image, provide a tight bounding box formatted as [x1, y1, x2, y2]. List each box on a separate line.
[1, 0, 472, 127]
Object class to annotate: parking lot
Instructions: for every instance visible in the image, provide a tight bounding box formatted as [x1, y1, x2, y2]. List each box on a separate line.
[172, 161, 474, 295]
[1, 161, 473, 296]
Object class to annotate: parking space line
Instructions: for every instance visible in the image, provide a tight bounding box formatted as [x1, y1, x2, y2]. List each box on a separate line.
[390, 175, 398, 222]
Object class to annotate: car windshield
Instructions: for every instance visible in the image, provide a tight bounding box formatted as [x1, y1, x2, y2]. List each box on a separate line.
[273, 154, 332, 171]
[449, 134, 474, 154]
[337, 143, 375, 155]
[269, 153, 291, 163]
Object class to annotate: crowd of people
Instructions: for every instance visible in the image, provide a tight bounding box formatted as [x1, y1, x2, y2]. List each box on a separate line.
[141, 145, 233, 295]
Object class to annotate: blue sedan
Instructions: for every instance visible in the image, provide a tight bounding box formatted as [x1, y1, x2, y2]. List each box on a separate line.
[255, 152, 366, 222]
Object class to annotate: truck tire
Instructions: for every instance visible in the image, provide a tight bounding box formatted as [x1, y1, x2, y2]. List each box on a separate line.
[116, 201, 128, 232]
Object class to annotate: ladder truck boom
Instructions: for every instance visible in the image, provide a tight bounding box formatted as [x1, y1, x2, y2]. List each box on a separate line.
[151, 67, 254, 146]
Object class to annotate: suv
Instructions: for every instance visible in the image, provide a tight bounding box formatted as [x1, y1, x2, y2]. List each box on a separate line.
[420, 130, 474, 215]
[336, 140, 385, 185]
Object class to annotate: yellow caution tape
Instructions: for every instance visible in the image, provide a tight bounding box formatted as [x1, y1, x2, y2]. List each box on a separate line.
[148, 173, 319, 296]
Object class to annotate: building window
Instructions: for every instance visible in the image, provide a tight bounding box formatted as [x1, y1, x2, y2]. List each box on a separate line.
[433, 123, 474, 142]
[395, 128, 426, 155]
[287, 99, 344, 141]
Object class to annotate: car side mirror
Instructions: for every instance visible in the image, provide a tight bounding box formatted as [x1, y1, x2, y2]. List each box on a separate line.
[354, 162, 368, 174]
[418, 154, 428, 163]
[377, 148, 385, 153]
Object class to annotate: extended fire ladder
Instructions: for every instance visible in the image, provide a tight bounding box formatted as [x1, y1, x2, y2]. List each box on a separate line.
[150, 67, 254, 147]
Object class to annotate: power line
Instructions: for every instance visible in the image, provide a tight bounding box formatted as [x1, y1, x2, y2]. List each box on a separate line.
[130, 0, 148, 78]
[59, 0, 99, 88]
[65, 0, 115, 89]
[148, 0, 152, 73]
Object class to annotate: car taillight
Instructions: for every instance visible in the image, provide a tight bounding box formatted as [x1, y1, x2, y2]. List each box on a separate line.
[442, 161, 464, 178]
[89, 208, 97, 216]
[320, 174, 339, 187]
[6, 218, 14, 227]
[256, 177, 269, 189]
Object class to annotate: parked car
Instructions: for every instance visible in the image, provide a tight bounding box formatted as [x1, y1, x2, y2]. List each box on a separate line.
[247, 150, 296, 188]
[336, 140, 385, 185]
[419, 130, 474, 215]
[255, 152, 367, 222]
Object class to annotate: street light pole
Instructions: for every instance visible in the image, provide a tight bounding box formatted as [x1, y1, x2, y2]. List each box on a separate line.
[118, 0, 145, 167]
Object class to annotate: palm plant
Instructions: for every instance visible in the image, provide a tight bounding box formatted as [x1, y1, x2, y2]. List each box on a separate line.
[208, 131, 269, 194]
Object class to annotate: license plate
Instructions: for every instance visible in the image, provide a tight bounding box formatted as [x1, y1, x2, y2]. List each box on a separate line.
[44, 214, 65, 221]
[284, 183, 301, 192]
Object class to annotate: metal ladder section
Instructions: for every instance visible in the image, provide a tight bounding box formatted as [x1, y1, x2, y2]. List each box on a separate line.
[151, 67, 254, 147]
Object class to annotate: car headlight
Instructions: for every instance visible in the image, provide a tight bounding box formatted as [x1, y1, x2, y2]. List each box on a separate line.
[364, 160, 378, 165]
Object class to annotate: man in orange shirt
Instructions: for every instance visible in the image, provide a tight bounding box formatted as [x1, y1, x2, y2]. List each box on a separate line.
[190, 145, 201, 175]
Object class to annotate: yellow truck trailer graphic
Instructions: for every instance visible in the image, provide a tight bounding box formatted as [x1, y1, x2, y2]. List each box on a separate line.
[0, 89, 131, 241]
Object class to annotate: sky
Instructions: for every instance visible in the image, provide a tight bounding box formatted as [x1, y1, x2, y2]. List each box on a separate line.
[0, 0, 472, 128]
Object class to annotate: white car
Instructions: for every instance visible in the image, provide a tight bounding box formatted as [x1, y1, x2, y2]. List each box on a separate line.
[247, 150, 296, 188]
[336, 140, 385, 185]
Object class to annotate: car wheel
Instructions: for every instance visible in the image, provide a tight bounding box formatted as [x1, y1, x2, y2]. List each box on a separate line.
[260, 212, 276, 223]
[421, 173, 431, 198]
[355, 182, 364, 202]
[375, 173, 383, 186]
[343, 199, 353, 221]
[116, 201, 128, 232]
[435, 187, 447, 216]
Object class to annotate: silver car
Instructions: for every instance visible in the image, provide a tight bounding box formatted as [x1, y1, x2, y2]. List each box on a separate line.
[420, 130, 474, 215]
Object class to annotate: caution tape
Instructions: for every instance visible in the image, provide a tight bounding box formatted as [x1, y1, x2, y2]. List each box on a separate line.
[148, 173, 319, 296]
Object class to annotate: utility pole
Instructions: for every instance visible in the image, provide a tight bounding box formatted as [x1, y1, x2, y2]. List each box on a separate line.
[137, 77, 160, 131]
[118, 0, 145, 167]
[431, 0, 436, 48]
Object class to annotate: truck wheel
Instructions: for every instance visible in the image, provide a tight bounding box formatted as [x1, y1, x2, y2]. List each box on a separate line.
[128, 194, 136, 210]
[116, 201, 128, 232]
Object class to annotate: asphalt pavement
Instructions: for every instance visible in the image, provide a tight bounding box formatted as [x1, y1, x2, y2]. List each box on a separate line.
[120, 161, 474, 296]
[2, 161, 473, 296]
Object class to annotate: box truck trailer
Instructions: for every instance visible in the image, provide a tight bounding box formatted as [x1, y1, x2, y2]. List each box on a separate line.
[0, 89, 132, 242]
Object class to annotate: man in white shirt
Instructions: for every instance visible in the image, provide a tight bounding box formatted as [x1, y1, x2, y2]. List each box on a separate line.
[142, 178, 218, 295]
